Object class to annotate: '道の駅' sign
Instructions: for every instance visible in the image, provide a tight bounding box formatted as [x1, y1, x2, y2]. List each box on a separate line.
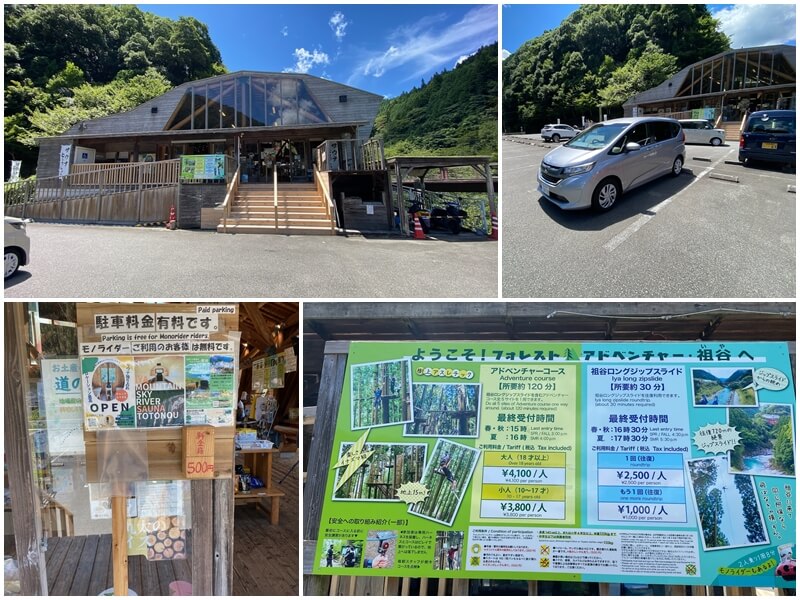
[313, 342, 796, 588]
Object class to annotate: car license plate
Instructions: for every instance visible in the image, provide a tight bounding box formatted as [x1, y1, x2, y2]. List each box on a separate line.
[761, 142, 778, 150]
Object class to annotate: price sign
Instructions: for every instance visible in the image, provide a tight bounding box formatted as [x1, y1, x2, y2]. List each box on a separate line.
[182, 425, 215, 479]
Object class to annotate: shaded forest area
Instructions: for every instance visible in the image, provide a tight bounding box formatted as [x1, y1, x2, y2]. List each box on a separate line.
[689, 457, 766, 549]
[503, 5, 730, 132]
[729, 405, 794, 475]
[405, 383, 480, 437]
[319, 538, 363, 568]
[433, 530, 463, 571]
[4, 4, 225, 177]
[410, 441, 478, 525]
[351, 360, 411, 428]
[334, 443, 426, 501]
[372, 43, 497, 160]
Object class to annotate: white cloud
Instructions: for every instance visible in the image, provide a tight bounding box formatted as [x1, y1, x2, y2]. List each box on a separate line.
[501, 48, 511, 60]
[281, 26, 289, 37]
[454, 53, 475, 68]
[284, 48, 330, 74]
[329, 11, 350, 42]
[363, 46, 400, 78]
[713, 4, 796, 47]
[354, 5, 497, 81]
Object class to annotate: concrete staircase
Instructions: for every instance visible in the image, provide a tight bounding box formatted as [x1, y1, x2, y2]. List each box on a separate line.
[217, 183, 335, 235]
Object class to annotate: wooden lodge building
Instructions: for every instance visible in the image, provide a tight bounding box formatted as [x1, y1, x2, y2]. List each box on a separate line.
[23, 71, 396, 233]
[623, 45, 796, 141]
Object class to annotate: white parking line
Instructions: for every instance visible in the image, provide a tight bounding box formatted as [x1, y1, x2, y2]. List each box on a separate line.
[603, 147, 737, 252]
[504, 163, 538, 174]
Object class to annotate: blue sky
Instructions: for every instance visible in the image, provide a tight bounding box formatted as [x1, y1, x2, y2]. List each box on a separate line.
[139, 4, 498, 97]
[502, 4, 796, 57]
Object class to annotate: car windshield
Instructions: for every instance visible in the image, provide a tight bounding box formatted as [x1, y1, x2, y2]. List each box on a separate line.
[748, 116, 796, 134]
[564, 122, 628, 150]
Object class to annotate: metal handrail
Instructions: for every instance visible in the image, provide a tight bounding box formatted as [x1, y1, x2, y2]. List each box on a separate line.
[221, 164, 241, 233]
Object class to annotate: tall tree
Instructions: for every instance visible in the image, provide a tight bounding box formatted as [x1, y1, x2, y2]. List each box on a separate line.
[503, 4, 730, 132]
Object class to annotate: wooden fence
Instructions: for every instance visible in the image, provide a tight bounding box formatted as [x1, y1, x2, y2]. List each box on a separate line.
[4, 159, 180, 225]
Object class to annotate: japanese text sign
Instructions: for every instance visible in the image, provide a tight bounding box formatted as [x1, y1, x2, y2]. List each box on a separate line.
[313, 342, 796, 588]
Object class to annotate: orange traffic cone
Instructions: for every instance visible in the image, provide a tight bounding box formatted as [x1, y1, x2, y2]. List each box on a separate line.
[413, 215, 426, 239]
[489, 212, 498, 240]
[166, 205, 177, 230]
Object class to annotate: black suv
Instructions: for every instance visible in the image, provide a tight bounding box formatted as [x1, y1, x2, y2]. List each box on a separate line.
[739, 110, 796, 168]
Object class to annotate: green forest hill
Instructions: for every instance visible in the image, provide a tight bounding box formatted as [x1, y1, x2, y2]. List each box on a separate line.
[4, 4, 225, 178]
[503, 5, 730, 133]
[372, 43, 498, 160]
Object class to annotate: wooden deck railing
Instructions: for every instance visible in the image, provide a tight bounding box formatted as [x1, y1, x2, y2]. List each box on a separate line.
[4, 159, 181, 224]
[314, 167, 338, 232]
[315, 138, 386, 173]
[221, 163, 241, 233]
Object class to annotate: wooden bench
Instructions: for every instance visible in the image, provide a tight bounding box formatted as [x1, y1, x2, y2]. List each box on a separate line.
[273, 424, 299, 451]
[234, 488, 285, 525]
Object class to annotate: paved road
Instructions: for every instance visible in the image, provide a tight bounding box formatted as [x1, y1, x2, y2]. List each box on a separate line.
[5, 224, 498, 298]
[502, 136, 796, 297]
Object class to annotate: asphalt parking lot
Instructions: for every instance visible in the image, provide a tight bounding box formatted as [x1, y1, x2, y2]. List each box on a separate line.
[502, 135, 795, 298]
[4, 224, 498, 298]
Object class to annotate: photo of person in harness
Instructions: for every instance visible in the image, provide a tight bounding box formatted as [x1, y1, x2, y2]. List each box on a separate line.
[435, 451, 458, 491]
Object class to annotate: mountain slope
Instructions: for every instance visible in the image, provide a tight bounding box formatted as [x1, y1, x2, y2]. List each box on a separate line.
[372, 43, 497, 159]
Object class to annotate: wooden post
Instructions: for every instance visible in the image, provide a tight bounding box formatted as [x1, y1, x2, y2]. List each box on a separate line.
[527, 581, 538, 595]
[97, 169, 106, 223]
[4, 303, 47, 595]
[483, 159, 496, 216]
[192, 479, 214, 595]
[59, 175, 66, 220]
[303, 341, 350, 595]
[213, 478, 234, 595]
[451, 578, 469, 595]
[111, 495, 129, 596]
[436, 578, 446, 595]
[135, 163, 144, 224]
[273, 166, 278, 230]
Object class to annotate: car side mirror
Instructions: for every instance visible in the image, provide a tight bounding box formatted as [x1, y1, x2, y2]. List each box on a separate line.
[625, 142, 641, 152]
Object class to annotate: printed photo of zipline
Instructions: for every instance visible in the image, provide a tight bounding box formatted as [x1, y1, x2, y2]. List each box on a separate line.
[332, 443, 427, 501]
[351, 359, 413, 429]
[405, 383, 481, 437]
[409, 439, 479, 526]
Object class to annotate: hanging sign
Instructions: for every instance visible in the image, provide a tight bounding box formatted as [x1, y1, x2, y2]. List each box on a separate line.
[312, 342, 796, 588]
[79, 305, 238, 429]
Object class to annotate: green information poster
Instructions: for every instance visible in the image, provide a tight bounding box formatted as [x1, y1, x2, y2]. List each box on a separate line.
[313, 341, 796, 588]
[180, 154, 225, 180]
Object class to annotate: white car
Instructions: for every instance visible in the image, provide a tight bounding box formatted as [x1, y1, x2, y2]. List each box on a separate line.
[4, 216, 30, 279]
[540, 124, 580, 143]
[678, 119, 726, 146]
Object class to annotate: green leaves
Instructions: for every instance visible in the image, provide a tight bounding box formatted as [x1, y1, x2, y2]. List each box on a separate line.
[372, 44, 497, 160]
[503, 5, 730, 132]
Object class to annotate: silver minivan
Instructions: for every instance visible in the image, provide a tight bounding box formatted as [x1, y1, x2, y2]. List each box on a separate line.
[537, 117, 685, 211]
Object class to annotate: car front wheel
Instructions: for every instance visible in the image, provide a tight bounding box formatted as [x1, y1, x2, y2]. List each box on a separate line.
[5, 249, 21, 279]
[592, 179, 621, 211]
[552, 134, 561, 143]
[671, 156, 683, 176]
[710, 137, 722, 146]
